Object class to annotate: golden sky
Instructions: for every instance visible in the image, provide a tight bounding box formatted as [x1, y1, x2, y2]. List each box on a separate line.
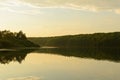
[0, 0, 120, 37]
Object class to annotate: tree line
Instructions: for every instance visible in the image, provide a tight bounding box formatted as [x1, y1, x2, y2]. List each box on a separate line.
[0, 30, 39, 48]
[0, 30, 26, 39]
[29, 32, 120, 48]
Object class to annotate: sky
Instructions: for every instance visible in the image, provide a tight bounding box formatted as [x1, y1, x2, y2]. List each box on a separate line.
[0, 0, 120, 37]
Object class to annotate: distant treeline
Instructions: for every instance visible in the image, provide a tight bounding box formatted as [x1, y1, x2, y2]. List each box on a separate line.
[29, 32, 120, 48]
[0, 30, 39, 48]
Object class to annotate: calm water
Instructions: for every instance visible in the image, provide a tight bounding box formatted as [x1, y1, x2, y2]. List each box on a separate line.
[0, 48, 120, 80]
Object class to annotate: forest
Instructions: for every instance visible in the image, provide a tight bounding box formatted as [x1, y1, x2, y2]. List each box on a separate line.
[29, 32, 120, 48]
[0, 30, 39, 48]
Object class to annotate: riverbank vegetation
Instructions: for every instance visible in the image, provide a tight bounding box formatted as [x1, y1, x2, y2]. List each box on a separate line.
[29, 32, 120, 48]
[0, 30, 39, 48]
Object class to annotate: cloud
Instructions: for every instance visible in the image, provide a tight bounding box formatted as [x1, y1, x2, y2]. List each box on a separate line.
[20, 0, 120, 13]
[0, 0, 120, 14]
[7, 76, 41, 80]
[0, 0, 42, 15]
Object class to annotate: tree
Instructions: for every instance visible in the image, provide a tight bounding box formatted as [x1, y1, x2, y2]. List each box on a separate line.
[16, 31, 27, 39]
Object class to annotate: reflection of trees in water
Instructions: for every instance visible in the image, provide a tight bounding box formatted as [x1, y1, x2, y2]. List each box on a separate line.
[0, 49, 34, 64]
[0, 48, 120, 64]
[35, 48, 120, 63]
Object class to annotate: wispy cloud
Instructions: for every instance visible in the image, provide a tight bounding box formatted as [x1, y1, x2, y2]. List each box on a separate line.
[7, 76, 41, 80]
[0, 0, 120, 14]
[0, 0, 42, 15]
[20, 0, 120, 13]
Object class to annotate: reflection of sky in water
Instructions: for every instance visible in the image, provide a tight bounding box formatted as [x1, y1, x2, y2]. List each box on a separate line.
[7, 76, 41, 80]
[0, 53, 120, 80]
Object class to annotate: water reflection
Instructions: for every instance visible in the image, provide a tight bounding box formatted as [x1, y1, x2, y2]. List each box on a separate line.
[0, 49, 35, 64]
[0, 48, 120, 64]
[7, 76, 40, 80]
[35, 48, 120, 63]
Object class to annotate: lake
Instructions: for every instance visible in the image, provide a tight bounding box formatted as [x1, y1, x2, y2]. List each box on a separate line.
[0, 48, 120, 80]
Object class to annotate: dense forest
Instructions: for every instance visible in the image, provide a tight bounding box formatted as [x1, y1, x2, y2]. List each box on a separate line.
[0, 30, 39, 48]
[29, 32, 120, 48]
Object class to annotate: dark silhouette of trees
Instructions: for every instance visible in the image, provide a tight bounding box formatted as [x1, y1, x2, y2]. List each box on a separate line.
[29, 32, 120, 48]
[0, 30, 39, 48]
[0, 30, 27, 39]
[16, 31, 27, 39]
